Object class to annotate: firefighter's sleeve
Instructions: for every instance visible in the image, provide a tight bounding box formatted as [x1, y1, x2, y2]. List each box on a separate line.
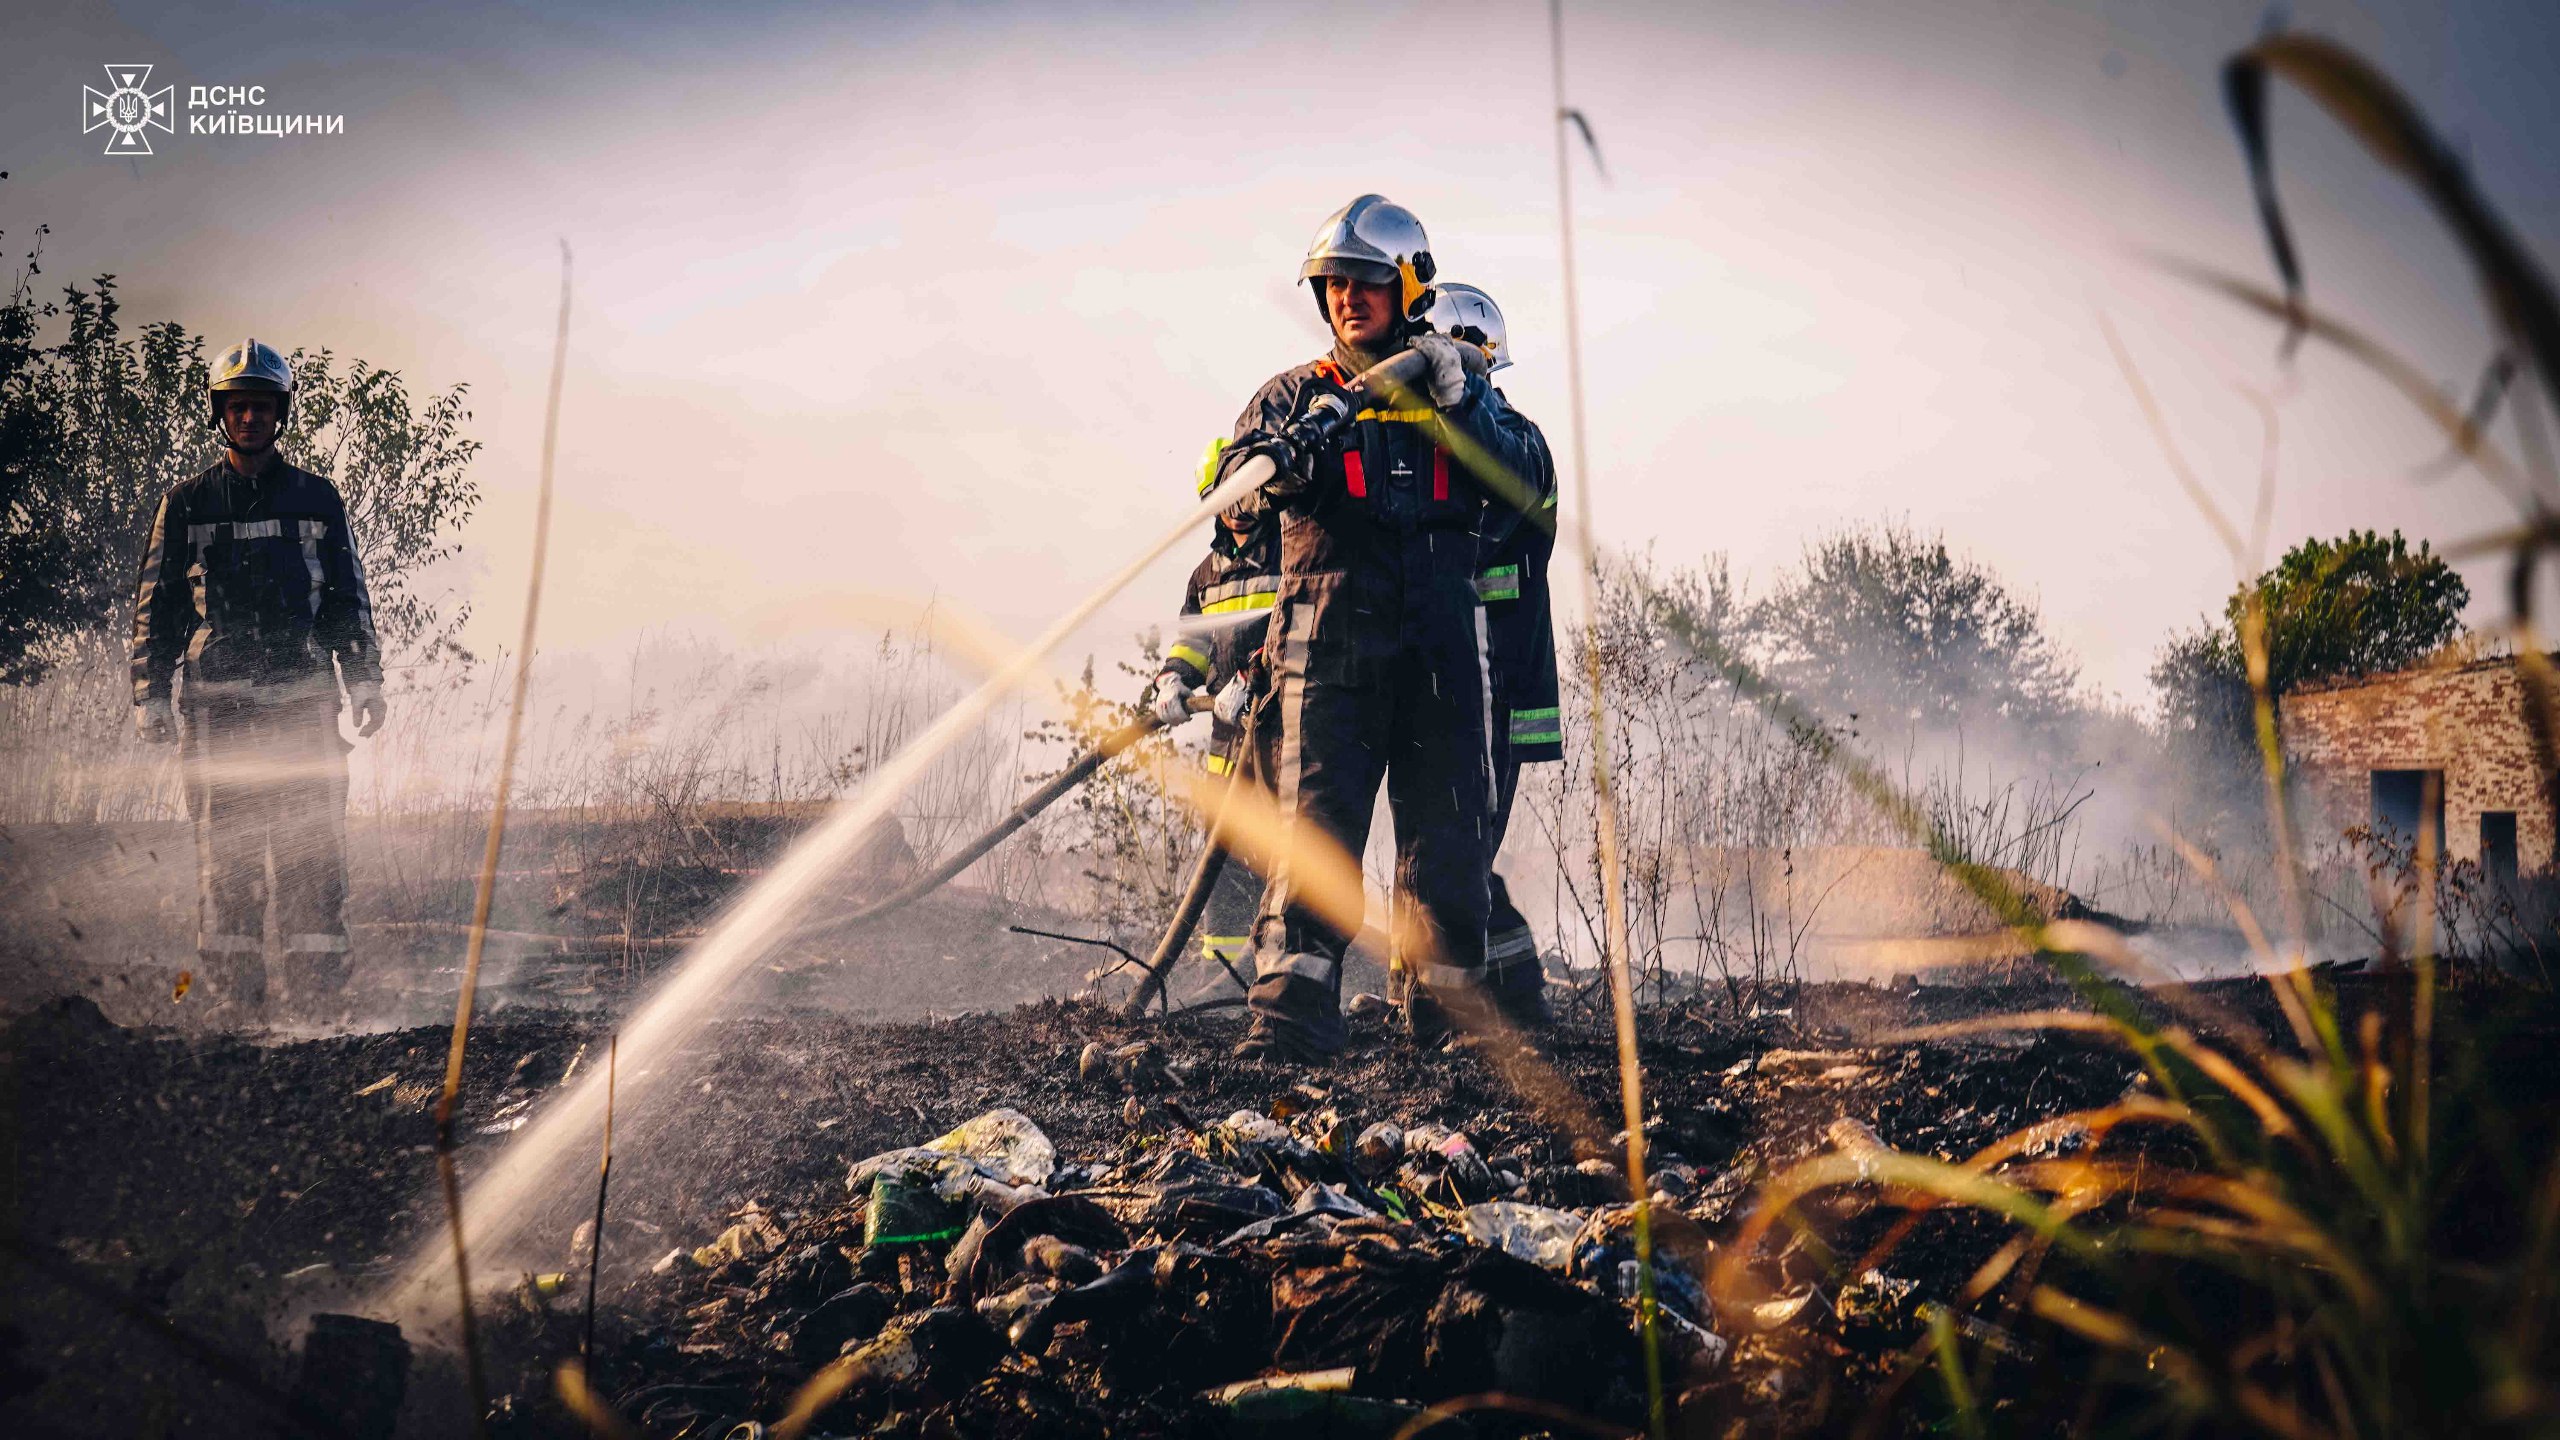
[1475, 395, 1558, 556]
[1163, 576, 1215, 689]
[130, 491, 188, 704]
[1435, 377, 1550, 526]
[316, 491, 385, 688]
[1214, 377, 1302, 533]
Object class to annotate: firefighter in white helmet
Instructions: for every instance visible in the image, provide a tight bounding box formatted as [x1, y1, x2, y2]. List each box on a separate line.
[1422, 282, 1560, 1027]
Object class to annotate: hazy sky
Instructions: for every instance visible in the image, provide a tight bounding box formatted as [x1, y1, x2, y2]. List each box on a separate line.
[12, 0, 2560, 709]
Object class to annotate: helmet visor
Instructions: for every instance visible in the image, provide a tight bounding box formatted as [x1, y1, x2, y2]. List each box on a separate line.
[1301, 255, 1398, 287]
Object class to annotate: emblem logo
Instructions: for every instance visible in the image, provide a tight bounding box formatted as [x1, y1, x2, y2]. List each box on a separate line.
[83, 64, 174, 156]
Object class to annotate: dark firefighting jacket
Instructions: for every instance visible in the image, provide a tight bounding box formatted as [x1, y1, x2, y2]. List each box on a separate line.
[131, 458, 383, 706]
[1214, 348, 1544, 678]
[1477, 390, 1562, 764]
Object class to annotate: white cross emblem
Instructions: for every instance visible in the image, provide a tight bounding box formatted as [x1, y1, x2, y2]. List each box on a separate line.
[83, 64, 173, 157]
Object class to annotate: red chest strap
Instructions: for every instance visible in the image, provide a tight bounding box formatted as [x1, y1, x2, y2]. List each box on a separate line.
[1342, 449, 1367, 498]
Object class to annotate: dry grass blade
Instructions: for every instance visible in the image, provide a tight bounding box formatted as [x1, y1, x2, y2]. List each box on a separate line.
[2096, 309, 2248, 564]
[1546, 5, 1665, 1432]
[552, 1360, 638, 1440]
[1928, 1303, 1989, 1440]
[581, 1031, 616, 1368]
[2155, 257, 2532, 505]
[2037, 1286, 2330, 1440]
[1386, 1390, 1637, 1440]
[2228, 31, 2560, 439]
[2102, 296, 2341, 1062]
[433, 240, 572, 1434]
[772, 1354, 857, 1440]
[1138, 747, 1620, 1153]
[1961, 1097, 2196, 1172]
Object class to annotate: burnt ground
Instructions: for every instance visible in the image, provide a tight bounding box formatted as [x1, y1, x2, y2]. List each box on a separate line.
[3, 975, 2556, 1438]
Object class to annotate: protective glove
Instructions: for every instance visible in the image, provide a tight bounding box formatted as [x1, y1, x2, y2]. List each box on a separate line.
[1408, 333, 1490, 410]
[349, 680, 388, 738]
[1238, 435, 1311, 503]
[1211, 673, 1252, 729]
[135, 697, 176, 745]
[1146, 671, 1198, 728]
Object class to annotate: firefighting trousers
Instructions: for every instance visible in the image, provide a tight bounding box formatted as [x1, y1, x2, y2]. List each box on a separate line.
[1485, 748, 1538, 982]
[1252, 606, 1493, 994]
[1194, 717, 1274, 979]
[184, 693, 352, 973]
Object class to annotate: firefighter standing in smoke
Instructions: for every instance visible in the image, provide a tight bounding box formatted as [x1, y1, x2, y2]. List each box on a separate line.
[131, 339, 387, 1015]
[1152, 281, 1560, 1028]
[1184, 195, 1542, 1060]
[1428, 284, 1562, 1025]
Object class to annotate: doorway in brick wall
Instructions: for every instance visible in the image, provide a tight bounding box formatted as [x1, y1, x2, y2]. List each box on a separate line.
[2370, 769, 2444, 854]
[2482, 811, 2520, 894]
[2370, 769, 2444, 957]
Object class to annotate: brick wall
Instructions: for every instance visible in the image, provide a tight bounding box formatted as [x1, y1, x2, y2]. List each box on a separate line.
[2282, 658, 2554, 870]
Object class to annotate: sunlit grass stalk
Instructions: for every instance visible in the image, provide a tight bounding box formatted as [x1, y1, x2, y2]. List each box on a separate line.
[581, 1032, 615, 1370]
[435, 242, 571, 1432]
[1546, 3, 1665, 1432]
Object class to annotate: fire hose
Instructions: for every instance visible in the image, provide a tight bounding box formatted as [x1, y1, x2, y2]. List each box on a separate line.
[831, 708, 1176, 928]
[818, 347, 1433, 992]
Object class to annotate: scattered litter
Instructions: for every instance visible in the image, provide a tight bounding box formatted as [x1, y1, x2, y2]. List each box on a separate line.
[1205, 1366, 1354, 1402]
[1753, 1290, 1815, 1328]
[1354, 1121, 1404, 1174]
[1459, 1201, 1582, 1269]
[354, 1074, 398, 1098]
[692, 1207, 787, 1269]
[925, 1107, 1055, 1187]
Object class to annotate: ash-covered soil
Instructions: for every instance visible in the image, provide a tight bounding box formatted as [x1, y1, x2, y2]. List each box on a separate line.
[4, 976, 2552, 1438]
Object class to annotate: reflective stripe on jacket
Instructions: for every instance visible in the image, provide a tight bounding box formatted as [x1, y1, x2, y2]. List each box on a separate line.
[1475, 389, 1563, 765]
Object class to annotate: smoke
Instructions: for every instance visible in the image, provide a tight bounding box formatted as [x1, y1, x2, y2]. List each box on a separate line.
[1516, 528, 2343, 988]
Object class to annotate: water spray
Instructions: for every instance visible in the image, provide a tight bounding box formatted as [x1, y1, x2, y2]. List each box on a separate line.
[377, 349, 1430, 1322]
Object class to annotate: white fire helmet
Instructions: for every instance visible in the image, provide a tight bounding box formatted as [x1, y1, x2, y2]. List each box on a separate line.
[1424, 283, 1510, 372]
[1299, 194, 1436, 322]
[207, 337, 295, 428]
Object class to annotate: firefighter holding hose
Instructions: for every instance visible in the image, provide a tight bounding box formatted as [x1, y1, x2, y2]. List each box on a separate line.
[1149, 280, 1561, 1033]
[1181, 195, 1543, 1060]
[1430, 284, 1563, 1028]
[131, 339, 386, 1019]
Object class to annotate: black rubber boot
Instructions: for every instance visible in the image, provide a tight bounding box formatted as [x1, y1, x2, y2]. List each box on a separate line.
[1488, 958, 1553, 1029]
[1407, 971, 1505, 1050]
[1234, 974, 1348, 1062]
[1404, 985, 1455, 1049]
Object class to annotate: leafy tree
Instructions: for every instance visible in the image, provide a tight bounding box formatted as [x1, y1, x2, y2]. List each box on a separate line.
[1751, 520, 2081, 740]
[0, 223, 76, 679]
[0, 232, 480, 684]
[2152, 528, 2469, 744]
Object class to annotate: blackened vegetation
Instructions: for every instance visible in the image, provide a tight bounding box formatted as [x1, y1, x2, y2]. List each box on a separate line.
[8, 978, 2550, 1436]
